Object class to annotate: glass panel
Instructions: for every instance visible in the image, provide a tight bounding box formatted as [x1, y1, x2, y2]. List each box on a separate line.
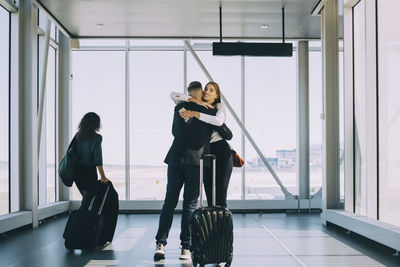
[378, 0, 400, 226]
[50, 23, 56, 41]
[38, 31, 45, 205]
[38, 42, 57, 205]
[37, 26, 57, 205]
[187, 50, 242, 200]
[130, 39, 184, 46]
[309, 40, 323, 49]
[38, 9, 47, 30]
[71, 51, 126, 200]
[46, 47, 56, 203]
[309, 48, 323, 196]
[339, 49, 344, 201]
[0, 6, 10, 215]
[129, 51, 183, 200]
[244, 51, 297, 199]
[308, 44, 344, 200]
[79, 39, 126, 47]
[353, 0, 367, 215]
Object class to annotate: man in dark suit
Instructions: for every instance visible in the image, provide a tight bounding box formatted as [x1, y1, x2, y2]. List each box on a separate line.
[154, 81, 216, 261]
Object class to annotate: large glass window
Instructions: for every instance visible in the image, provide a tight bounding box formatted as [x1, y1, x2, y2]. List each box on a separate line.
[187, 49, 242, 200]
[353, 0, 367, 215]
[38, 23, 57, 205]
[72, 51, 126, 200]
[339, 48, 344, 201]
[309, 46, 323, 196]
[129, 51, 183, 200]
[79, 39, 126, 47]
[378, 0, 400, 226]
[245, 53, 297, 199]
[69, 40, 328, 205]
[46, 47, 57, 203]
[307, 44, 344, 200]
[0, 6, 10, 215]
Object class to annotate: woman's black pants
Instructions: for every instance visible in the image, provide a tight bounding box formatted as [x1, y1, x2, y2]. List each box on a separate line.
[204, 139, 233, 208]
[74, 164, 98, 210]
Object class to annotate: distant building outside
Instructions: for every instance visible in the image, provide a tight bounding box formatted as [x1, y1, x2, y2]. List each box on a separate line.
[248, 143, 329, 169]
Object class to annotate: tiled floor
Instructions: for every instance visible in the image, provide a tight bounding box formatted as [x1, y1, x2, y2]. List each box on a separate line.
[0, 213, 399, 266]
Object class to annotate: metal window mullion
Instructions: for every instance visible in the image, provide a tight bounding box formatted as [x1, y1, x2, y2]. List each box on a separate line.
[31, 0, 71, 38]
[241, 56, 245, 200]
[9, 4, 20, 212]
[54, 46, 58, 202]
[7, 9, 11, 213]
[375, 0, 379, 221]
[125, 40, 130, 200]
[0, 0, 17, 12]
[183, 45, 187, 93]
[71, 45, 335, 53]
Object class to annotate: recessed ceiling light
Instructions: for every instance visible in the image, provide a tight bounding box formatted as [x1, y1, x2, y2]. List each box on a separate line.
[96, 24, 105, 28]
[260, 24, 269, 29]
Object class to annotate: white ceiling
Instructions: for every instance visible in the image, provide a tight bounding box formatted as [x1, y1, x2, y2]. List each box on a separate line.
[38, 0, 327, 39]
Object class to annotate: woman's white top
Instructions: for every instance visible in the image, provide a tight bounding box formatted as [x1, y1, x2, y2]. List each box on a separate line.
[170, 92, 226, 143]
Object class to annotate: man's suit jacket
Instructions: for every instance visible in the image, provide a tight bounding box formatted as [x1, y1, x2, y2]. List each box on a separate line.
[164, 102, 217, 165]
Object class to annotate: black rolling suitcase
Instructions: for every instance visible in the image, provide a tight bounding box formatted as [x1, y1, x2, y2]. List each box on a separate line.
[92, 180, 119, 245]
[63, 185, 110, 250]
[191, 154, 233, 267]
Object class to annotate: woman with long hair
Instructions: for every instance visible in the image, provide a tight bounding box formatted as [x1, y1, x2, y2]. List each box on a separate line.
[74, 112, 109, 209]
[171, 82, 233, 208]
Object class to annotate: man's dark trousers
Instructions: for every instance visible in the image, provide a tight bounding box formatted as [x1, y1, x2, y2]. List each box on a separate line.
[156, 101, 216, 249]
[155, 162, 200, 249]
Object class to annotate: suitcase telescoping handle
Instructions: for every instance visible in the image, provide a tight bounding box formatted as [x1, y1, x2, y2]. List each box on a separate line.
[199, 154, 216, 207]
[88, 184, 110, 215]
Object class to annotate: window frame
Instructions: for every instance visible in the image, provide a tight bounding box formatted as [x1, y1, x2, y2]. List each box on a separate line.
[0, 5, 11, 215]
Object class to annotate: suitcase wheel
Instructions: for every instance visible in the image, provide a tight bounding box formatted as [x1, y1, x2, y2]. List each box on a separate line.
[64, 240, 72, 250]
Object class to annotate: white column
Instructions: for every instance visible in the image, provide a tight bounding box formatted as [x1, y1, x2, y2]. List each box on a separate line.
[10, 2, 21, 212]
[297, 41, 310, 200]
[343, 3, 354, 213]
[19, 0, 39, 227]
[321, 0, 341, 225]
[57, 32, 71, 201]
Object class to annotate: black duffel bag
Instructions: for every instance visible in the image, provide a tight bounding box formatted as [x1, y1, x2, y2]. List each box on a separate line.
[58, 135, 79, 187]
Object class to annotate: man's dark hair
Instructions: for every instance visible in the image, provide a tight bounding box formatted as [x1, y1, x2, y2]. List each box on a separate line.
[187, 81, 202, 92]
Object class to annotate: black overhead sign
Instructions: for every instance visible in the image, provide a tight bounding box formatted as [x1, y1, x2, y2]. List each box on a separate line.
[212, 42, 293, 57]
